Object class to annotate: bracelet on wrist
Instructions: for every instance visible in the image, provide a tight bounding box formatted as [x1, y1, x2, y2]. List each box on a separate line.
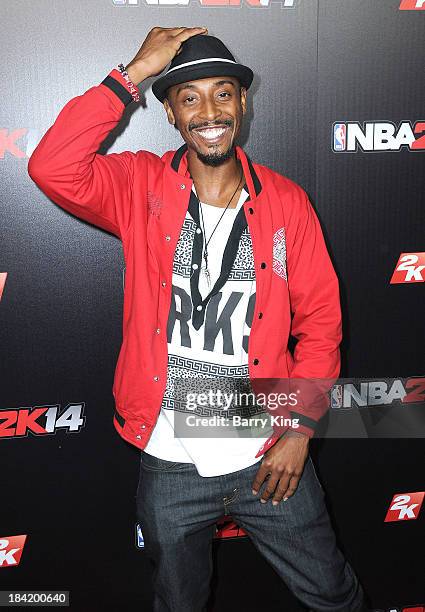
[117, 63, 140, 103]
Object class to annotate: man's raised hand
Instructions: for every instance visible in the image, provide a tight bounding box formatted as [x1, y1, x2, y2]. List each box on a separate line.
[125, 26, 208, 86]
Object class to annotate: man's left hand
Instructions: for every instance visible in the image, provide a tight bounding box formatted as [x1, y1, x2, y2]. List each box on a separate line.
[251, 430, 310, 505]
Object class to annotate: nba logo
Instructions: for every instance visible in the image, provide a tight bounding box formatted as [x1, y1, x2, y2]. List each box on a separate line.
[135, 524, 145, 549]
[331, 385, 343, 409]
[333, 124, 346, 151]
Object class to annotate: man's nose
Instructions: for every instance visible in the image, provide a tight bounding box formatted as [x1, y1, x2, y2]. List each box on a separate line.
[198, 97, 222, 122]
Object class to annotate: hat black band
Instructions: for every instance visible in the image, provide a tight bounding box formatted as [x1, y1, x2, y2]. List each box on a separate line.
[152, 61, 253, 102]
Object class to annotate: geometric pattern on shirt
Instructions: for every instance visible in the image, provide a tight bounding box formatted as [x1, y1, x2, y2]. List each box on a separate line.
[162, 355, 264, 418]
[173, 217, 255, 281]
[272, 226, 287, 281]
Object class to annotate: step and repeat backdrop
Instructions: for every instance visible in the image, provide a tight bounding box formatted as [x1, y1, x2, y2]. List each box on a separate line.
[1, 1, 424, 611]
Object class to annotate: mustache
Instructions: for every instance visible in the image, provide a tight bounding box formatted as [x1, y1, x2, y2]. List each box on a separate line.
[189, 119, 233, 131]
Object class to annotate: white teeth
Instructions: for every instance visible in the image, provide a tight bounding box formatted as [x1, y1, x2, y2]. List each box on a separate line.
[195, 127, 227, 140]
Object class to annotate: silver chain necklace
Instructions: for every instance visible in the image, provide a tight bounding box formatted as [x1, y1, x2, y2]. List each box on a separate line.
[197, 168, 244, 288]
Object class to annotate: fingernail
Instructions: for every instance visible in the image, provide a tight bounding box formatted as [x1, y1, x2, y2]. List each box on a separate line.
[260, 498, 267, 503]
[272, 500, 278, 506]
[283, 497, 288, 501]
[252, 489, 257, 495]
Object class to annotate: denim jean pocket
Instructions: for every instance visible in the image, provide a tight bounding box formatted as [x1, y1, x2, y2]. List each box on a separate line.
[141, 451, 188, 472]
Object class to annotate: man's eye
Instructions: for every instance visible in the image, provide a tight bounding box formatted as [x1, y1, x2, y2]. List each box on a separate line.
[219, 92, 231, 98]
[184, 96, 196, 103]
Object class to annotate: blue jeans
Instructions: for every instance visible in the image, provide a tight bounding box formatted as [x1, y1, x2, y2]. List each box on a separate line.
[136, 451, 368, 612]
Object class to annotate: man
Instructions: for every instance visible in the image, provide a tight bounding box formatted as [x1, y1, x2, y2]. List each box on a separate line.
[28, 27, 369, 612]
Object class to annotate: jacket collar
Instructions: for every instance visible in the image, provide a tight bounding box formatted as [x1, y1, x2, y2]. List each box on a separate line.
[165, 143, 262, 202]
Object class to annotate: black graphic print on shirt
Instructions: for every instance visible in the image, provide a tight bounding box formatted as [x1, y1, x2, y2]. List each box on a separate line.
[167, 288, 256, 355]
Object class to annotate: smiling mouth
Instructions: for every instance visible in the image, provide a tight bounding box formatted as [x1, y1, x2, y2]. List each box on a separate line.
[192, 125, 230, 144]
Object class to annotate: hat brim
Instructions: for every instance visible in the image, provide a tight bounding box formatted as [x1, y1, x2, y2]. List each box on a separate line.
[152, 62, 253, 103]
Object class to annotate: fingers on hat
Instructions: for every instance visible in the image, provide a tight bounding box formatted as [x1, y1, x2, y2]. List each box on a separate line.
[173, 27, 208, 41]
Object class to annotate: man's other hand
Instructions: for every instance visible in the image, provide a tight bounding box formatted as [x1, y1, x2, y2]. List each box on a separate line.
[251, 430, 309, 505]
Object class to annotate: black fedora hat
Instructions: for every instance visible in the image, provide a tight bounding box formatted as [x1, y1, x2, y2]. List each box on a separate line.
[152, 34, 253, 103]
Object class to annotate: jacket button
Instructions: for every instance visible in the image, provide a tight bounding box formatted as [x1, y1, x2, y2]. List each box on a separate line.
[155, 328, 160, 334]
[248, 207, 254, 214]
[141, 424, 146, 429]
[260, 262, 266, 269]
[258, 312, 263, 319]
[161, 281, 167, 287]
[136, 435, 141, 440]
[153, 376, 159, 381]
[180, 184, 186, 190]
[165, 235, 171, 241]
[196, 228, 202, 235]
[253, 358, 259, 365]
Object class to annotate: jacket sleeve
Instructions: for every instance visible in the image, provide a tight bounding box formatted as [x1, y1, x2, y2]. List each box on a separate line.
[27, 68, 140, 240]
[285, 185, 342, 438]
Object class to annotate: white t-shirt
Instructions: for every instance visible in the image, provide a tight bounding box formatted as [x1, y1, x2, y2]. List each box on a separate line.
[143, 184, 272, 476]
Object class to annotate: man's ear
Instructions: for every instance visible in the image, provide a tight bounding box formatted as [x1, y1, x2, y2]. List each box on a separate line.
[163, 98, 175, 126]
[240, 86, 247, 115]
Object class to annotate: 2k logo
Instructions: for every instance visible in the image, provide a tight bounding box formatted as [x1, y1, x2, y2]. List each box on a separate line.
[0, 535, 27, 568]
[0, 129, 27, 158]
[390, 253, 425, 284]
[214, 517, 247, 539]
[399, 0, 425, 9]
[0, 129, 39, 159]
[0, 273, 7, 301]
[384, 492, 424, 522]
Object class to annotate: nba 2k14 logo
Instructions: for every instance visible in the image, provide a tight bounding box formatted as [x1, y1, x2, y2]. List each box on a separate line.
[399, 0, 425, 9]
[390, 253, 425, 284]
[384, 492, 424, 522]
[0, 536, 27, 568]
[332, 121, 425, 152]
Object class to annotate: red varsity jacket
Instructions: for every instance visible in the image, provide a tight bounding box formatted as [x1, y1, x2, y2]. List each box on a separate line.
[27, 68, 342, 455]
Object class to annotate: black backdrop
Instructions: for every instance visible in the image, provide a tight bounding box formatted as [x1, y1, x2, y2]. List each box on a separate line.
[1, 1, 424, 610]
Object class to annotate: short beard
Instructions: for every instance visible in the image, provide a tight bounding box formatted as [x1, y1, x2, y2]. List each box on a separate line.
[196, 143, 236, 167]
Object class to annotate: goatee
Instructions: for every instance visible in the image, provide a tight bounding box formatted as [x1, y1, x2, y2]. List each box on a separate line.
[196, 144, 236, 167]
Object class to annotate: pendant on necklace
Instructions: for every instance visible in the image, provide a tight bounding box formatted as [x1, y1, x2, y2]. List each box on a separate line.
[201, 265, 211, 288]
[201, 253, 211, 288]
[204, 268, 211, 288]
